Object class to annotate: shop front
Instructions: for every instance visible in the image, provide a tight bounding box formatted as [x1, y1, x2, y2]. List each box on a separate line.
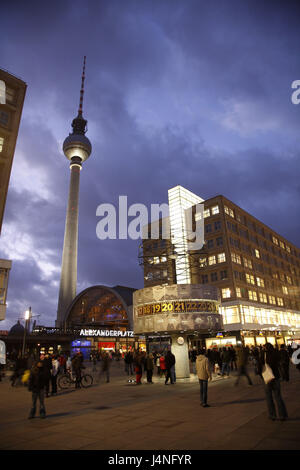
[75, 327, 146, 355]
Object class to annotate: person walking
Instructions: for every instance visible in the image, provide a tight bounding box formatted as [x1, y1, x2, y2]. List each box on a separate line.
[100, 352, 111, 383]
[41, 353, 52, 397]
[190, 349, 197, 374]
[50, 355, 59, 396]
[124, 351, 133, 375]
[145, 353, 154, 383]
[72, 353, 83, 389]
[259, 343, 288, 421]
[10, 354, 27, 387]
[28, 361, 46, 419]
[234, 346, 253, 386]
[134, 353, 143, 385]
[229, 346, 237, 371]
[196, 349, 212, 407]
[278, 344, 290, 382]
[221, 347, 231, 377]
[92, 353, 97, 372]
[159, 354, 167, 379]
[165, 350, 176, 385]
[156, 354, 161, 376]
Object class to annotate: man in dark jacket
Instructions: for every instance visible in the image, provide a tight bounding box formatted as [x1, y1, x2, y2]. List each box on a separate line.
[28, 362, 46, 419]
[221, 348, 231, 377]
[41, 354, 52, 397]
[278, 344, 290, 381]
[234, 346, 253, 386]
[100, 352, 111, 383]
[259, 343, 288, 421]
[164, 350, 176, 385]
[72, 353, 83, 388]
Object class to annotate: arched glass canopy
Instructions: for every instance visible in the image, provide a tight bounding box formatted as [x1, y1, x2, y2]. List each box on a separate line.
[66, 286, 130, 329]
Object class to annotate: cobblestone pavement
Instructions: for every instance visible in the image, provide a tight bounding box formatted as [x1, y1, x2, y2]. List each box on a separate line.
[0, 361, 299, 451]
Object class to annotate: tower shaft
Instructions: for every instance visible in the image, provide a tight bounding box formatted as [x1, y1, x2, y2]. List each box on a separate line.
[56, 161, 81, 327]
[56, 57, 91, 329]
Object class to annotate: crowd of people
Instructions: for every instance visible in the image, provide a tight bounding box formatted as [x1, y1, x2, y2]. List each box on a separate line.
[2, 342, 299, 420]
[193, 342, 299, 419]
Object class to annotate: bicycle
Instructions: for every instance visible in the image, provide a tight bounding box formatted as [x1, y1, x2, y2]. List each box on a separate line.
[58, 370, 93, 389]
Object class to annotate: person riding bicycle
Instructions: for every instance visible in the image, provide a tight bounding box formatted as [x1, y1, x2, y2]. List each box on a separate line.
[72, 353, 83, 389]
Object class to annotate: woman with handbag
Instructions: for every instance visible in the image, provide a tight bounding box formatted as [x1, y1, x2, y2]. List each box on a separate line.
[260, 343, 288, 421]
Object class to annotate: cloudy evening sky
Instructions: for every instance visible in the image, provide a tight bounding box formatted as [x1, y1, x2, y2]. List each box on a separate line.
[1, 0, 300, 329]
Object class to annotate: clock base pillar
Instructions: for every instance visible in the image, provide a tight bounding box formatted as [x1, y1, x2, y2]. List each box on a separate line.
[171, 334, 190, 379]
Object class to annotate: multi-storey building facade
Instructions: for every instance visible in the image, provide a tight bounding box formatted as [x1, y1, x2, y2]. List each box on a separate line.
[0, 68, 27, 233]
[140, 188, 300, 348]
[0, 69, 27, 320]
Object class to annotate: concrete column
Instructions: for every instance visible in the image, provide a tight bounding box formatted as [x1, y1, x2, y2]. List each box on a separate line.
[171, 333, 190, 379]
[57, 162, 81, 327]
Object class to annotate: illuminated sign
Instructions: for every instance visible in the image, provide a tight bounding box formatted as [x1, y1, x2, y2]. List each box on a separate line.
[79, 329, 134, 338]
[135, 300, 218, 317]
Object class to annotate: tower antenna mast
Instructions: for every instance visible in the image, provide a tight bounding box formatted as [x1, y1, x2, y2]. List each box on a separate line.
[78, 56, 86, 116]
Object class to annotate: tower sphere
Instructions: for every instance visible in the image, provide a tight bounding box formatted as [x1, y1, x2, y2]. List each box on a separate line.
[63, 133, 92, 163]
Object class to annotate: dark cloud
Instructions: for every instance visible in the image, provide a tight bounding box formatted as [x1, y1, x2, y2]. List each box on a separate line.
[1, 0, 300, 329]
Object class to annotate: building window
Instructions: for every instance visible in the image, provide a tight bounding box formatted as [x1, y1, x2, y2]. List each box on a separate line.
[202, 274, 208, 284]
[216, 236, 223, 246]
[272, 236, 279, 246]
[0, 137, 4, 152]
[255, 249, 260, 259]
[286, 245, 291, 253]
[244, 257, 253, 269]
[199, 257, 207, 267]
[277, 297, 284, 307]
[286, 275, 292, 285]
[208, 255, 216, 266]
[224, 206, 234, 218]
[207, 239, 214, 249]
[246, 273, 255, 285]
[220, 270, 228, 280]
[222, 288, 231, 299]
[211, 272, 218, 282]
[256, 277, 265, 288]
[211, 205, 219, 215]
[236, 287, 242, 298]
[0, 80, 5, 104]
[269, 295, 276, 305]
[6, 87, 16, 104]
[0, 110, 9, 127]
[282, 286, 288, 295]
[217, 252, 226, 263]
[214, 221, 221, 231]
[259, 293, 268, 303]
[231, 252, 241, 264]
[205, 224, 212, 233]
[204, 209, 210, 218]
[248, 290, 257, 301]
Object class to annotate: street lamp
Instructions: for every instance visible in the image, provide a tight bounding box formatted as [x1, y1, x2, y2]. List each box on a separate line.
[22, 307, 31, 357]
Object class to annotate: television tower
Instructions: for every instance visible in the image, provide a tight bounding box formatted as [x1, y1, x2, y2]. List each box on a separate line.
[56, 57, 92, 328]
